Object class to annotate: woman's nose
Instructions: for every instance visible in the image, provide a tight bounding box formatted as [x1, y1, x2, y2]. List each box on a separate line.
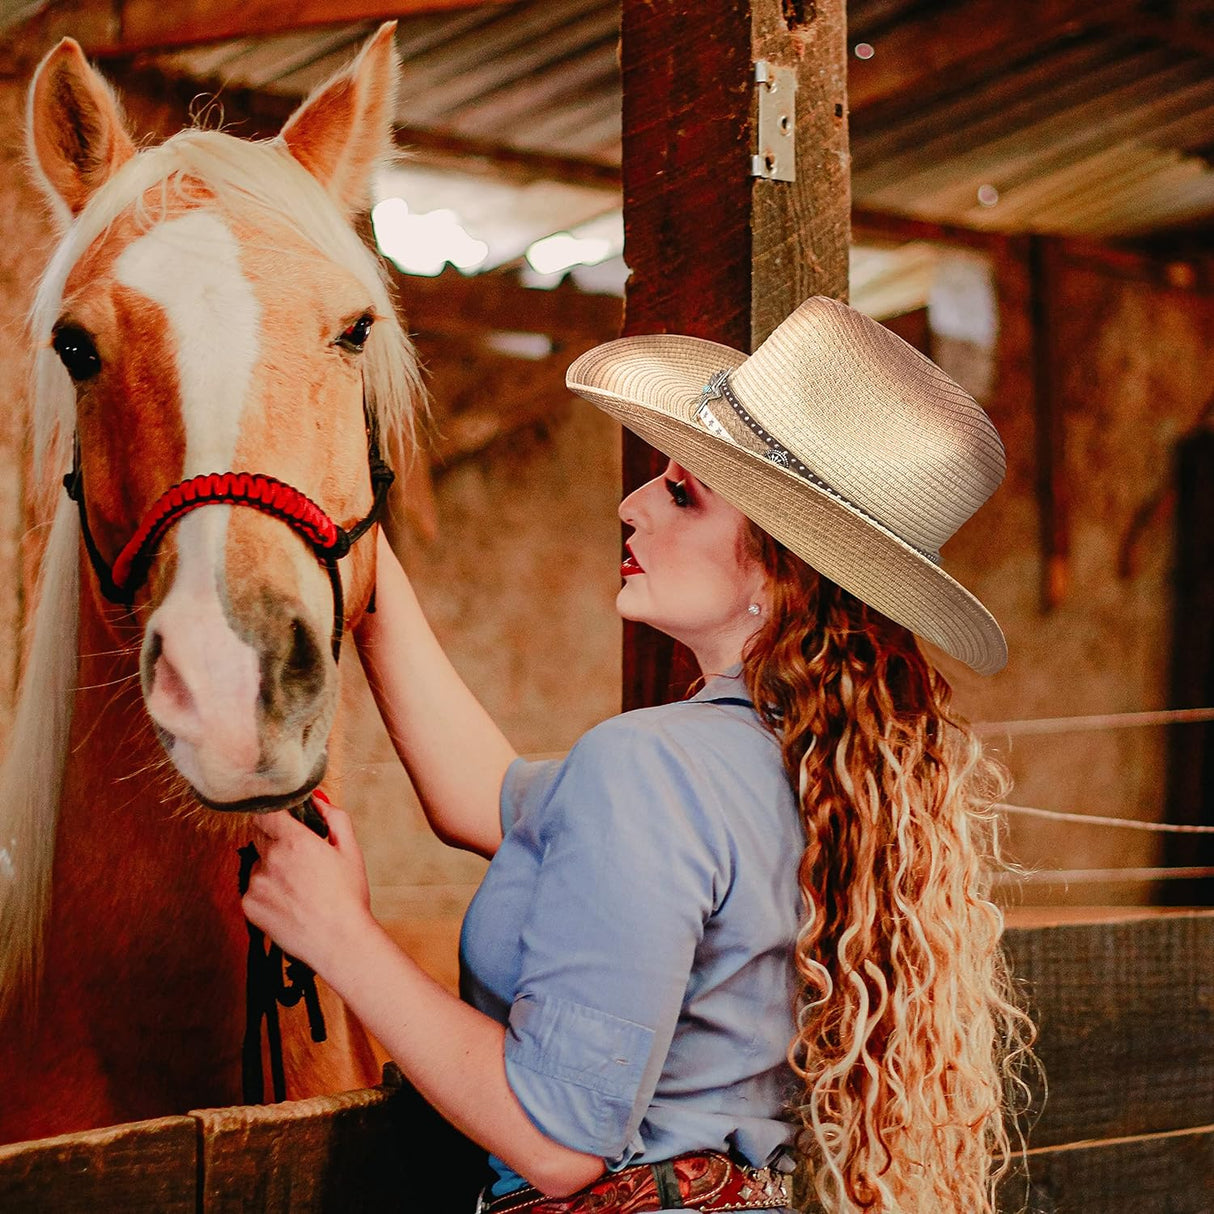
[618, 473, 662, 524]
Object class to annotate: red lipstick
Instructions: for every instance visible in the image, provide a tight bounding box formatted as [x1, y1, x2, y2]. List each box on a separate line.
[621, 548, 643, 577]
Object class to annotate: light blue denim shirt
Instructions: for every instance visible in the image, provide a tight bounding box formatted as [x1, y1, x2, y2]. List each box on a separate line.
[459, 670, 804, 1196]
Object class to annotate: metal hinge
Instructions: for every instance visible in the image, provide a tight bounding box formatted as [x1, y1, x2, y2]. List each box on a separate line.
[751, 59, 797, 182]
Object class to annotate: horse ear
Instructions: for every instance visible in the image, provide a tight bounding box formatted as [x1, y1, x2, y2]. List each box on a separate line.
[27, 38, 136, 226]
[279, 22, 399, 215]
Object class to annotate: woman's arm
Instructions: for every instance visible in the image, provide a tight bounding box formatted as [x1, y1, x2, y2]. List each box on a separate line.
[242, 806, 605, 1197]
[355, 530, 517, 858]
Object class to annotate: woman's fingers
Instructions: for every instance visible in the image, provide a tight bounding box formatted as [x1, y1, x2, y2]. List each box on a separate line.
[323, 806, 358, 851]
[253, 808, 303, 842]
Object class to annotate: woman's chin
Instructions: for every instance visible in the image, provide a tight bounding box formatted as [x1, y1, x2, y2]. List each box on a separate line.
[615, 583, 649, 623]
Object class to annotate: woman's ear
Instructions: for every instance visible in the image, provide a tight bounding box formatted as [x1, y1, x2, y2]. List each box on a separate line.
[278, 21, 399, 216]
[27, 38, 136, 227]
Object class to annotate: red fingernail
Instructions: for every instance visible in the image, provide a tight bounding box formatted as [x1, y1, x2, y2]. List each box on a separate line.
[313, 787, 332, 805]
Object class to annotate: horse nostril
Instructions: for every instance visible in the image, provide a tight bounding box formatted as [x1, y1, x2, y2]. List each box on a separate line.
[282, 616, 324, 697]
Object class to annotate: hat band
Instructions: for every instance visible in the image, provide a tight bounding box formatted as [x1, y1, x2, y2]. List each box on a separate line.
[696, 371, 942, 567]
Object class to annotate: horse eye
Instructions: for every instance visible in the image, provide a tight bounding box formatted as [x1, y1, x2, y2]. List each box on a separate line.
[52, 325, 102, 381]
[336, 313, 375, 353]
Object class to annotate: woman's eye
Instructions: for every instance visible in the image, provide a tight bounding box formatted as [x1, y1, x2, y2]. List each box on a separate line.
[52, 324, 102, 381]
[336, 312, 375, 352]
[665, 477, 690, 507]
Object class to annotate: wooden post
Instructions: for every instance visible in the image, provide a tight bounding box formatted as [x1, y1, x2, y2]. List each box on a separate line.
[619, 0, 850, 709]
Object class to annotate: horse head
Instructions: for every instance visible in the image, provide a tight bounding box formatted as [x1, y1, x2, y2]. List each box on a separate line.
[23, 24, 418, 811]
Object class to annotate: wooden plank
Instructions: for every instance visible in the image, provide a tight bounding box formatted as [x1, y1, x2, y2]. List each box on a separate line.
[852, 41, 1171, 193]
[1028, 236, 1070, 609]
[847, 0, 1131, 115]
[619, 0, 849, 709]
[82, 0, 518, 56]
[194, 1066, 486, 1212]
[391, 269, 622, 345]
[999, 1124, 1214, 1214]
[102, 63, 623, 189]
[1003, 911, 1214, 1148]
[0, 1116, 197, 1213]
[1161, 432, 1214, 905]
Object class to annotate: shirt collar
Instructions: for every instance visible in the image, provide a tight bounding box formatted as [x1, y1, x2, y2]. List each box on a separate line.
[689, 663, 752, 705]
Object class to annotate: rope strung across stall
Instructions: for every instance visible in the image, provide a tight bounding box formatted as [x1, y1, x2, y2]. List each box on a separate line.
[996, 865, 1214, 885]
[999, 803, 1214, 834]
[977, 704, 1214, 885]
[977, 705, 1214, 737]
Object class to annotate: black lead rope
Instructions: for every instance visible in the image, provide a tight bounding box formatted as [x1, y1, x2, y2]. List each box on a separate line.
[237, 797, 331, 1105]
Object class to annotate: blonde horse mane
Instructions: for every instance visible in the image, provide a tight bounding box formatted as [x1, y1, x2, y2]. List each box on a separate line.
[0, 128, 423, 1014]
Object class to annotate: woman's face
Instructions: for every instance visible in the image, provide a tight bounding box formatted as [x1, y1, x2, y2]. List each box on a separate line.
[617, 459, 768, 672]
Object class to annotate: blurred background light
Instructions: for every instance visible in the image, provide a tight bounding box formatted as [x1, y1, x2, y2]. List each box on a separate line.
[371, 197, 489, 277]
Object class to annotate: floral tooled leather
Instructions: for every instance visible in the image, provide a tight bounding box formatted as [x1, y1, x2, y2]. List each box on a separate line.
[483, 1151, 789, 1214]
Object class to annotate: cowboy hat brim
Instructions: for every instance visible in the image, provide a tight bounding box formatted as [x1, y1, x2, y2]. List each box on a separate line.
[567, 333, 1007, 676]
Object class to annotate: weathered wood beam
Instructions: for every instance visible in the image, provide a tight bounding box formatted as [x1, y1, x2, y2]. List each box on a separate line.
[101, 63, 623, 190]
[853, 206, 1012, 252]
[0, 1115, 197, 1211]
[389, 127, 621, 190]
[1028, 236, 1071, 610]
[619, 0, 849, 709]
[76, 0, 518, 57]
[1002, 911, 1214, 1147]
[391, 269, 622, 345]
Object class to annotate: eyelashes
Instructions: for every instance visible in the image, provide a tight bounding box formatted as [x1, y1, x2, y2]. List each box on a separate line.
[665, 477, 690, 507]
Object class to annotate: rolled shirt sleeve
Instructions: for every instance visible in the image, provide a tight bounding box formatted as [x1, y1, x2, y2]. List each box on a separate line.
[500, 718, 731, 1164]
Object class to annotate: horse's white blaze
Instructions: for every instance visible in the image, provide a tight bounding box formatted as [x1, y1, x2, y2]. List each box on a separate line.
[115, 212, 259, 476]
[118, 212, 267, 795]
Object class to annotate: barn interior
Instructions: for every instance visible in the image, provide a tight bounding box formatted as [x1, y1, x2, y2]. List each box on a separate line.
[1, 0, 1212, 985]
[0, 1, 1212, 1207]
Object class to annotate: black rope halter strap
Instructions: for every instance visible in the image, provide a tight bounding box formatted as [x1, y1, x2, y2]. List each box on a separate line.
[65, 398, 395, 1105]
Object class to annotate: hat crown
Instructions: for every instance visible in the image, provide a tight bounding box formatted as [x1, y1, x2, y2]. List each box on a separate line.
[730, 297, 1005, 555]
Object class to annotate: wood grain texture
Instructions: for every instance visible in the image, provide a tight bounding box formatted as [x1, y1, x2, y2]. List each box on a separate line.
[1000, 1124, 1214, 1214]
[751, 0, 850, 343]
[619, 0, 849, 710]
[1004, 912, 1214, 1149]
[0, 1116, 196, 1213]
[847, 0, 1130, 116]
[82, 0, 516, 56]
[193, 1067, 485, 1212]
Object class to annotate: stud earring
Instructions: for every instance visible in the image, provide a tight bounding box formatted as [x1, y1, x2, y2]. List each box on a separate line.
[747, 603, 761, 616]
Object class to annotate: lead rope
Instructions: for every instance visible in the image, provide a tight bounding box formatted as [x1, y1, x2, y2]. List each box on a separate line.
[237, 797, 330, 1104]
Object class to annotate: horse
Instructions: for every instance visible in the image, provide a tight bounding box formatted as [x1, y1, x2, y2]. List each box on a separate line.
[0, 23, 422, 1144]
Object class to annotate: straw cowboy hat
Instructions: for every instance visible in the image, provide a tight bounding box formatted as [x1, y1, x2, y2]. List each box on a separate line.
[565, 295, 1008, 675]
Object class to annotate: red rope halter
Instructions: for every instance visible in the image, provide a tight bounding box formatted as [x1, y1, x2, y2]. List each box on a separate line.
[63, 428, 395, 661]
[111, 471, 347, 593]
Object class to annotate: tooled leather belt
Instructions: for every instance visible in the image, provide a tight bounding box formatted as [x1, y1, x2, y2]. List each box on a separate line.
[477, 1151, 791, 1213]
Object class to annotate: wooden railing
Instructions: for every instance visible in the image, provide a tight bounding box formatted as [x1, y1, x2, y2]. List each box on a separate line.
[2, 911, 1211, 1212]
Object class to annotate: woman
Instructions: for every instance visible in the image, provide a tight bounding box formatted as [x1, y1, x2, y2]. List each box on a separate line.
[243, 296, 1032, 1214]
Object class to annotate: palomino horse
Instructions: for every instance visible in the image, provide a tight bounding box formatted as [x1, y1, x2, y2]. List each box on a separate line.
[0, 24, 421, 1143]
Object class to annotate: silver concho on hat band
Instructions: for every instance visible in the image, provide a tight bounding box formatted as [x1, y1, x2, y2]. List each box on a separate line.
[695, 371, 943, 568]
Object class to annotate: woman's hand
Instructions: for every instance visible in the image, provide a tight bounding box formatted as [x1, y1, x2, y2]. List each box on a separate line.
[241, 793, 375, 972]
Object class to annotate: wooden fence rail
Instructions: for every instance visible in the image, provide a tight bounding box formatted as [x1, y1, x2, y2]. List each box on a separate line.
[1, 911, 1211, 1212]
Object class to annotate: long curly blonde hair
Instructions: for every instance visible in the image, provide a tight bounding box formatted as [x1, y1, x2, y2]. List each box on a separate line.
[739, 527, 1034, 1213]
